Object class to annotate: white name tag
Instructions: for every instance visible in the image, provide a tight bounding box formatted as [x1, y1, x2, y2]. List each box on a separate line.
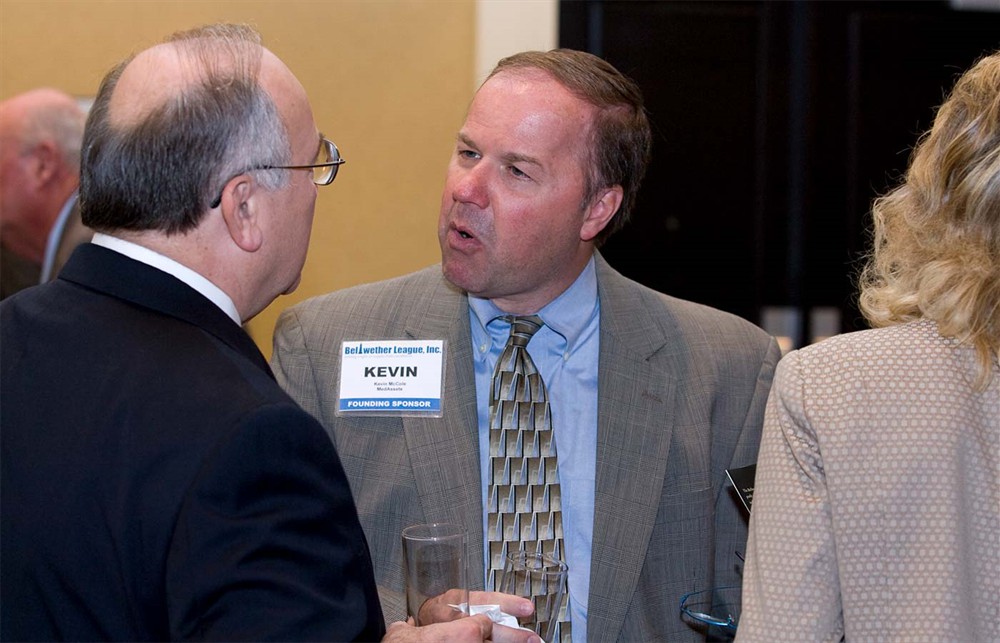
[336, 340, 445, 416]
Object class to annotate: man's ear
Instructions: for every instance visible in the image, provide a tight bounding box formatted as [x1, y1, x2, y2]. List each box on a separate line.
[30, 141, 61, 187]
[580, 185, 624, 242]
[218, 175, 263, 252]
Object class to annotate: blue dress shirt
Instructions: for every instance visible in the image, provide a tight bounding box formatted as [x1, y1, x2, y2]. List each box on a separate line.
[469, 256, 599, 643]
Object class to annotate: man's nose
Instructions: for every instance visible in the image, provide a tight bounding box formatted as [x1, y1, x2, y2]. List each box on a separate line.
[450, 163, 489, 210]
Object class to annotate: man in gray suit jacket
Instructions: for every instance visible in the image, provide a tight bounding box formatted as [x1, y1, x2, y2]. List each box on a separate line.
[273, 49, 780, 642]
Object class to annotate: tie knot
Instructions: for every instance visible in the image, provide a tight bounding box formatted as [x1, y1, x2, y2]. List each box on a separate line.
[506, 315, 543, 348]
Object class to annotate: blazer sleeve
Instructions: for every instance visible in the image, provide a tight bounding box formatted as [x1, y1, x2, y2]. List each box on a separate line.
[271, 304, 413, 625]
[735, 351, 845, 643]
[712, 336, 782, 585]
[271, 308, 328, 425]
[700, 337, 778, 607]
[165, 403, 385, 642]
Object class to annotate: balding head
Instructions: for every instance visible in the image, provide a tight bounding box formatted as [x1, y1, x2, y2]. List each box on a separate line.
[107, 44, 196, 130]
[81, 23, 292, 234]
[0, 88, 86, 170]
[0, 87, 85, 259]
[77, 24, 324, 321]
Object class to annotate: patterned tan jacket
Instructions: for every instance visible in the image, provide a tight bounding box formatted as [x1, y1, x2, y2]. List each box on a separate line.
[737, 320, 999, 642]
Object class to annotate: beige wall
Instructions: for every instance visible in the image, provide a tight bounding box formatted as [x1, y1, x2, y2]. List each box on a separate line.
[475, 0, 558, 88]
[0, 0, 476, 357]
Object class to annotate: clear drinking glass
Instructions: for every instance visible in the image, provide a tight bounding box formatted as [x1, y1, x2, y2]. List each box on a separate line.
[500, 551, 568, 643]
[401, 523, 469, 626]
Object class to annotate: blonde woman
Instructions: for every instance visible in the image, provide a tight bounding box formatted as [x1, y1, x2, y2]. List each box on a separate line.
[736, 51, 999, 642]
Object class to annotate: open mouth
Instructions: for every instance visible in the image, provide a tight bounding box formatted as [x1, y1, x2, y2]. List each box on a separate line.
[451, 222, 475, 240]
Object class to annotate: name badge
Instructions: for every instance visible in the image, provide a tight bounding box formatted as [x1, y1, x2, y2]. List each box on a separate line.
[337, 340, 446, 416]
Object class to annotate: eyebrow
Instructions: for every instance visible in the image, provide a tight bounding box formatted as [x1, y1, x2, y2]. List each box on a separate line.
[457, 132, 542, 169]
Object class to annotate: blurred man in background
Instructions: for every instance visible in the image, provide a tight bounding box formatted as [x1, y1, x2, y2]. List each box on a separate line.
[0, 87, 90, 298]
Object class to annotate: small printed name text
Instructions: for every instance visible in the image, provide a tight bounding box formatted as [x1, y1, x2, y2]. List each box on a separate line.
[344, 399, 433, 409]
[345, 344, 441, 355]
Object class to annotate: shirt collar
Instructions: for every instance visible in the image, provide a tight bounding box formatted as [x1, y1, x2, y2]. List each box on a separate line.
[469, 254, 598, 349]
[91, 232, 242, 325]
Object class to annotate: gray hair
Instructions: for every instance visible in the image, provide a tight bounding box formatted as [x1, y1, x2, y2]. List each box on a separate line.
[81, 23, 290, 234]
[18, 95, 86, 172]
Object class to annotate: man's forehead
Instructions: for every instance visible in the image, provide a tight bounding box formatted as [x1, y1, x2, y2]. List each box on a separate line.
[477, 69, 595, 123]
[0, 95, 33, 131]
[465, 71, 594, 154]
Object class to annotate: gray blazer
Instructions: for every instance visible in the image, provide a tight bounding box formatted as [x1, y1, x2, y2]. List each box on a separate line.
[272, 253, 780, 642]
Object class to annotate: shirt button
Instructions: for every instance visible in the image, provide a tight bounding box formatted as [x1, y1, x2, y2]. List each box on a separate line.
[563, 352, 570, 361]
[480, 344, 488, 353]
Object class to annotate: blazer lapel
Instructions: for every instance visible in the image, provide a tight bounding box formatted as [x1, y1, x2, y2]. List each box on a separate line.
[399, 273, 486, 590]
[588, 254, 677, 642]
[59, 244, 271, 376]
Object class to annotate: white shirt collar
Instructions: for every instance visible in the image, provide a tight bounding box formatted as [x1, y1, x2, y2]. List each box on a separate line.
[91, 232, 241, 325]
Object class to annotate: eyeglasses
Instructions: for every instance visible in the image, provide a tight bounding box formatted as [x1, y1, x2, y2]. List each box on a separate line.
[265, 137, 345, 187]
[209, 137, 345, 208]
[679, 586, 741, 632]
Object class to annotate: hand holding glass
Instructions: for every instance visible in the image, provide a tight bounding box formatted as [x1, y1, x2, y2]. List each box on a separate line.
[499, 551, 568, 643]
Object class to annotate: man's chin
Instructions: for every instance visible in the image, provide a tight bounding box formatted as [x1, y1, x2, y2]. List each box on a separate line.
[443, 265, 495, 300]
[282, 273, 302, 296]
[440, 261, 471, 291]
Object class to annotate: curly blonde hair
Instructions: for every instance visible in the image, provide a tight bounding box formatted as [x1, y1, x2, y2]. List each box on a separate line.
[859, 50, 1000, 389]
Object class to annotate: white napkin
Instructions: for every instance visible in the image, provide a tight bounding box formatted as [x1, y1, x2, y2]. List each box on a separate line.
[450, 603, 539, 637]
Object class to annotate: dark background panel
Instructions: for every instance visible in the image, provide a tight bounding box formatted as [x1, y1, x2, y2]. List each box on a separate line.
[561, 0, 1000, 346]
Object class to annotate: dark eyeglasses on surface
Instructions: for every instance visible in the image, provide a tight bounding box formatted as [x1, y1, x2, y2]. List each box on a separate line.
[209, 137, 344, 208]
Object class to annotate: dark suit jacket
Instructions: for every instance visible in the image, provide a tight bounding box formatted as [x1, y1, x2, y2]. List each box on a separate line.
[0, 243, 39, 300]
[0, 244, 384, 642]
[272, 253, 781, 642]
